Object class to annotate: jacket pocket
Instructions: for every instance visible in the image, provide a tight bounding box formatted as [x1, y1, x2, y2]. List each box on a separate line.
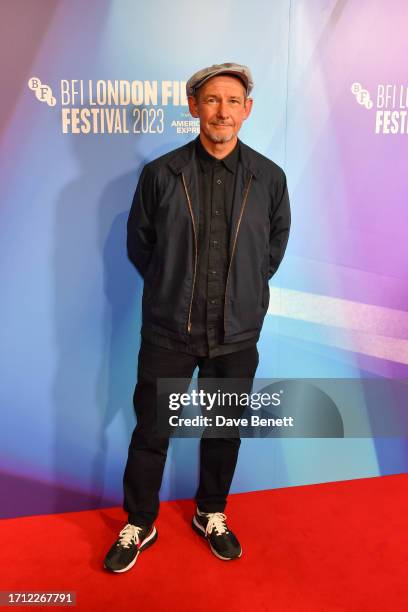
[226, 296, 265, 337]
[143, 254, 161, 304]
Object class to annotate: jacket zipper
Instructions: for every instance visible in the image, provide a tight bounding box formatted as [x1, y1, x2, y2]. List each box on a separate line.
[181, 173, 198, 334]
[223, 174, 253, 334]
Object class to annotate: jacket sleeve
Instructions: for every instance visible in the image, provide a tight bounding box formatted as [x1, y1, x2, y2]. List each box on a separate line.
[268, 169, 291, 280]
[127, 165, 157, 278]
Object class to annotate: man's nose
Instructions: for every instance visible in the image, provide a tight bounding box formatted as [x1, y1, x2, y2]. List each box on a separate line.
[217, 101, 229, 118]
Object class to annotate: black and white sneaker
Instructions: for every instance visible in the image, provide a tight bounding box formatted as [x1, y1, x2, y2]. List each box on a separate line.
[192, 509, 242, 560]
[104, 523, 158, 573]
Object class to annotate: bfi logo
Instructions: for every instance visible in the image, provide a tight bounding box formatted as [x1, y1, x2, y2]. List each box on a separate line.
[28, 77, 56, 107]
[350, 82, 373, 109]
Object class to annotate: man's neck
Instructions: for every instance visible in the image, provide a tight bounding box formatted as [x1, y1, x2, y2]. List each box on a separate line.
[198, 133, 238, 159]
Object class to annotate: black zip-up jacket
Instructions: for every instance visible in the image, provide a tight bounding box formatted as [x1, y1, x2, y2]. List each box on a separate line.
[127, 137, 291, 346]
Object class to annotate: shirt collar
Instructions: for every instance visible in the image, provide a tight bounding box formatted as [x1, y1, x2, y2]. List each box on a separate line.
[195, 136, 240, 174]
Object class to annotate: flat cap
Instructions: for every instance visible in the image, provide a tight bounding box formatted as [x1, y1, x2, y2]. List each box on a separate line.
[186, 62, 254, 97]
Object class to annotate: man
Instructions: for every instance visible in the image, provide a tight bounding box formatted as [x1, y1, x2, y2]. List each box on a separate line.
[104, 62, 290, 572]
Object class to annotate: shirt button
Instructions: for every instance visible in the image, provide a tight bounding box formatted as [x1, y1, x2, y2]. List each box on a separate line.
[210, 270, 217, 275]
[212, 240, 218, 247]
[216, 179, 222, 185]
[214, 210, 221, 216]
[210, 299, 217, 305]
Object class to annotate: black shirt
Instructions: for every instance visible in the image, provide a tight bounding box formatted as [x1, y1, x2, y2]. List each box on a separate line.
[142, 136, 258, 357]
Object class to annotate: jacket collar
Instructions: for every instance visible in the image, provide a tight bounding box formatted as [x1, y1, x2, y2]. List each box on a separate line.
[167, 136, 262, 178]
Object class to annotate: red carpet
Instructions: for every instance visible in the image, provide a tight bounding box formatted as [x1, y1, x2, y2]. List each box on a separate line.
[1, 474, 407, 611]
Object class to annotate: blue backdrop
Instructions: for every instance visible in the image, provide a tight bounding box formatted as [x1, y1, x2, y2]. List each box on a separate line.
[1, 0, 407, 518]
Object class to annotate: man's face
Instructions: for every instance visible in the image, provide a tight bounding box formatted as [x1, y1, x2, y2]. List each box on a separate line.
[188, 75, 253, 145]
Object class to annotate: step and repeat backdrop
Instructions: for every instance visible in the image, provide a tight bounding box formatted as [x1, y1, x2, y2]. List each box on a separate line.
[1, 0, 407, 518]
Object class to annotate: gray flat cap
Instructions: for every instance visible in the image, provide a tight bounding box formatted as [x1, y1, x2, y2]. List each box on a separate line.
[186, 62, 254, 97]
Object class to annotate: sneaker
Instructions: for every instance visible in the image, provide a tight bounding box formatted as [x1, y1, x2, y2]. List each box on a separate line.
[192, 509, 242, 560]
[104, 523, 158, 573]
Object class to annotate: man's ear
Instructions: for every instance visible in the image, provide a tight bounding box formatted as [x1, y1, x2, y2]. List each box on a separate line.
[188, 95, 199, 118]
[243, 97, 253, 120]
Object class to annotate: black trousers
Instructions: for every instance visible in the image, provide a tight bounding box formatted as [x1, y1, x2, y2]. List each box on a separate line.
[123, 339, 259, 526]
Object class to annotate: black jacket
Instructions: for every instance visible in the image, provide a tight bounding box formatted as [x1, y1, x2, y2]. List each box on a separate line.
[127, 137, 291, 345]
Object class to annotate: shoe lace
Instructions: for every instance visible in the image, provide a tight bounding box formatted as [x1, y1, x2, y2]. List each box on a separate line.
[205, 512, 229, 537]
[118, 524, 144, 549]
